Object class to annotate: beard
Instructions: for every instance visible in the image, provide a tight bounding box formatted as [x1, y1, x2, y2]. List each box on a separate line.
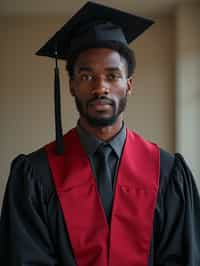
[74, 95, 127, 127]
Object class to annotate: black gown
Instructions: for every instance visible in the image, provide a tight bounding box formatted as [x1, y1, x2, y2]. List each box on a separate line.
[0, 147, 200, 266]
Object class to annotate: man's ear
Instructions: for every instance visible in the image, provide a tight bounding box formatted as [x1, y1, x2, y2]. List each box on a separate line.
[69, 79, 75, 97]
[126, 76, 134, 95]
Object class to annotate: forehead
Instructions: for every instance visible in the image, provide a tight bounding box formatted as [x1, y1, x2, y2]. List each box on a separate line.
[75, 48, 127, 70]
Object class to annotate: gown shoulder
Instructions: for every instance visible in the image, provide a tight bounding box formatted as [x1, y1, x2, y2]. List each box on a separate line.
[153, 149, 200, 265]
[0, 148, 58, 266]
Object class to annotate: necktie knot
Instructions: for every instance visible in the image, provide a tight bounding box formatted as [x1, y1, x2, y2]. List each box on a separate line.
[97, 144, 112, 161]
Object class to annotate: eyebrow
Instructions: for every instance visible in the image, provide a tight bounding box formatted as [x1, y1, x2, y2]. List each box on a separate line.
[78, 67, 92, 73]
[105, 67, 122, 72]
[77, 66, 122, 73]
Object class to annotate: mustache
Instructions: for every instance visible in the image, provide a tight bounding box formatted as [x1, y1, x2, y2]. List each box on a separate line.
[87, 96, 114, 106]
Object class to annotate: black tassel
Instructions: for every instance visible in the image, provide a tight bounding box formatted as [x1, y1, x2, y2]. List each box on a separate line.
[54, 51, 64, 154]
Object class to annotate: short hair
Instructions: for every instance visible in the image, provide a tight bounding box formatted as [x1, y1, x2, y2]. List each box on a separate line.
[66, 41, 136, 79]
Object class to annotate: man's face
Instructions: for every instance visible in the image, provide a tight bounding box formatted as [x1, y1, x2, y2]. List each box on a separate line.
[70, 48, 133, 127]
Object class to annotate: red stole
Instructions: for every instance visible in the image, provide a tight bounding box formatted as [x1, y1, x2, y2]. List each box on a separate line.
[46, 128, 159, 266]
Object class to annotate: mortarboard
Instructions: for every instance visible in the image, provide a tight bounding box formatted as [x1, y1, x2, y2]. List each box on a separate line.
[36, 1, 154, 154]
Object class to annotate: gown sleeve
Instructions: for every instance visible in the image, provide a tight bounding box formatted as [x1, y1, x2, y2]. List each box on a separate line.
[0, 154, 58, 266]
[154, 153, 200, 266]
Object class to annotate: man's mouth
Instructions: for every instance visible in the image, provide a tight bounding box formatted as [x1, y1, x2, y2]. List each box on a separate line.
[88, 97, 113, 106]
[88, 98, 113, 111]
[89, 99, 111, 105]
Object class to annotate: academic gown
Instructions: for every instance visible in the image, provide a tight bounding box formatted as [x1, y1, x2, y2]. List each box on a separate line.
[0, 146, 200, 266]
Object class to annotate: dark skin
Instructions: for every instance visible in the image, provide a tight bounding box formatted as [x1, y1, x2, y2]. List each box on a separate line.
[70, 48, 133, 141]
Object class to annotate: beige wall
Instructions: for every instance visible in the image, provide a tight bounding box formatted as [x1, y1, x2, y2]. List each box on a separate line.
[0, 15, 175, 206]
[175, 4, 200, 187]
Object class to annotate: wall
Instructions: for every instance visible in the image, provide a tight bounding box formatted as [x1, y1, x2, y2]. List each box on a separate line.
[175, 4, 200, 187]
[0, 15, 175, 206]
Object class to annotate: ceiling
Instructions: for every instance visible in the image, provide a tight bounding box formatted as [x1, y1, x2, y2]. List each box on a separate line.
[0, 0, 198, 17]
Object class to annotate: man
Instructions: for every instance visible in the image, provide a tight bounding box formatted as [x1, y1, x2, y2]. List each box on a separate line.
[0, 2, 200, 266]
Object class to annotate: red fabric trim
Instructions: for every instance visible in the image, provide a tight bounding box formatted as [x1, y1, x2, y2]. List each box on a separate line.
[46, 128, 159, 266]
[109, 130, 159, 266]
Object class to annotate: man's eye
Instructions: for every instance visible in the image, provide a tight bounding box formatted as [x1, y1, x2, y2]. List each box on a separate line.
[107, 73, 121, 80]
[80, 74, 93, 81]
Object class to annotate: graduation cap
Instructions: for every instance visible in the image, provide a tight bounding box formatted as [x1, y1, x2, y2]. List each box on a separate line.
[36, 1, 154, 155]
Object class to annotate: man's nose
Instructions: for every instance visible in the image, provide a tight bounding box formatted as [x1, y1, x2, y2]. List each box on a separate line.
[91, 76, 110, 95]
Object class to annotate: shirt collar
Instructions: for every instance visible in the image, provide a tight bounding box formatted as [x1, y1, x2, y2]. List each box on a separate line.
[76, 122, 126, 159]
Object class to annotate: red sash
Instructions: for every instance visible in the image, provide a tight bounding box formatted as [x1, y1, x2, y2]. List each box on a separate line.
[46, 128, 159, 266]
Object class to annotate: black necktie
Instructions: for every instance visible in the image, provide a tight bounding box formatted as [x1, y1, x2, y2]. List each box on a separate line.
[96, 144, 113, 223]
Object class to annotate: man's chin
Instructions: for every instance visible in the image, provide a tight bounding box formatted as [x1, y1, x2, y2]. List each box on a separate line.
[85, 115, 118, 128]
